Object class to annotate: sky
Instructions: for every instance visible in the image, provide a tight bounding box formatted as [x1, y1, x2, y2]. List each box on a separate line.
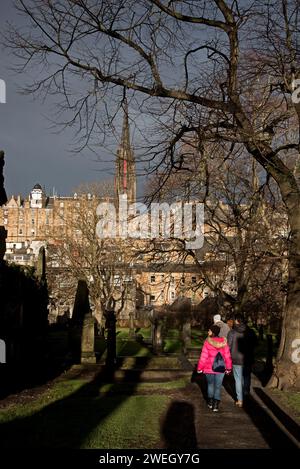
[0, 0, 124, 197]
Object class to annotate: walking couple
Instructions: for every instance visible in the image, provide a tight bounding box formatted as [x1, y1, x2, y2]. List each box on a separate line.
[197, 314, 256, 411]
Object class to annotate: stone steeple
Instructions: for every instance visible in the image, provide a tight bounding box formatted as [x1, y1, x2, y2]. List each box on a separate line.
[115, 99, 136, 204]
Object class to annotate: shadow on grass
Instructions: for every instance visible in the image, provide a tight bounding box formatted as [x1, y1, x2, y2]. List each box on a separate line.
[0, 354, 150, 448]
[0, 355, 73, 400]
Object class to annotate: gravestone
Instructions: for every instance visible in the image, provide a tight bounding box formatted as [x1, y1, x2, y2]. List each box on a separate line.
[181, 321, 191, 354]
[105, 309, 117, 367]
[37, 246, 46, 280]
[81, 313, 97, 364]
[152, 320, 163, 354]
[70, 279, 96, 364]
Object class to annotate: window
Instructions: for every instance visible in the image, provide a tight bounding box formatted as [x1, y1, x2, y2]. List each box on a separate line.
[171, 276, 175, 285]
[192, 276, 197, 283]
[181, 276, 185, 284]
[170, 291, 175, 300]
[150, 275, 155, 284]
[19, 229, 23, 235]
[31, 229, 35, 235]
[204, 290, 209, 297]
[150, 295, 156, 303]
[230, 275, 236, 282]
[31, 219, 35, 225]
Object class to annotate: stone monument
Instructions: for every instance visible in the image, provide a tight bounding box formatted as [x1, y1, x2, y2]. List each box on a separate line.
[71, 279, 96, 364]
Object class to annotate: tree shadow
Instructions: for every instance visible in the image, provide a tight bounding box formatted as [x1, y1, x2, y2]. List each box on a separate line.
[191, 369, 207, 401]
[0, 353, 151, 448]
[241, 394, 297, 448]
[249, 388, 300, 445]
[222, 373, 236, 402]
[161, 400, 198, 449]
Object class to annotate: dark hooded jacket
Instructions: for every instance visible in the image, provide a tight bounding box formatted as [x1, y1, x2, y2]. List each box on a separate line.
[227, 323, 257, 366]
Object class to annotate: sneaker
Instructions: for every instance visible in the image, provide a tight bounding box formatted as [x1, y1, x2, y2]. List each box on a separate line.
[212, 400, 219, 412]
[235, 400, 243, 408]
[207, 398, 214, 409]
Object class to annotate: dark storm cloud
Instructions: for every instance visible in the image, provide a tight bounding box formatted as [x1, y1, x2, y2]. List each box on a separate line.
[0, 0, 116, 197]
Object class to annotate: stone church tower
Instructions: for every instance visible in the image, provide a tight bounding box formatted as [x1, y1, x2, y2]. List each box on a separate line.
[115, 99, 136, 205]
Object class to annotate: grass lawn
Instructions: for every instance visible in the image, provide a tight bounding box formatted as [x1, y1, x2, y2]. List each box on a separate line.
[0, 377, 172, 448]
[269, 389, 300, 424]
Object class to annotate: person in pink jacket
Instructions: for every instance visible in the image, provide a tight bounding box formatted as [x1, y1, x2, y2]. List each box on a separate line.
[197, 324, 232, 412]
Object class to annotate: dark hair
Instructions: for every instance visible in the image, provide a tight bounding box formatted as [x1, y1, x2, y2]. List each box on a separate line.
[234, 314, 244, 323]
[209, 324, 221, 337]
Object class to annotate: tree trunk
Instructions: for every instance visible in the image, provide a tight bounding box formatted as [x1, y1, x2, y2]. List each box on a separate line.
[268, 204, 300, 389]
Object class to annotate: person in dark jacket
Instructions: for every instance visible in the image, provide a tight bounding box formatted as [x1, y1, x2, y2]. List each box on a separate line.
[227, 314, 257, 407]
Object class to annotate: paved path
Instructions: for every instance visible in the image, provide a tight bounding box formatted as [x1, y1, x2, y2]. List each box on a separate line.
[159, 378, 296, 449]
[0, 360, 296, 449]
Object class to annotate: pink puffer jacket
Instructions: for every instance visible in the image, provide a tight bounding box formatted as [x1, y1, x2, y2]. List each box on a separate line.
[197, 336, 232, 374]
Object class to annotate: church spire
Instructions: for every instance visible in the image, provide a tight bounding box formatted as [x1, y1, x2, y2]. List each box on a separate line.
[115, 99, 136, 204]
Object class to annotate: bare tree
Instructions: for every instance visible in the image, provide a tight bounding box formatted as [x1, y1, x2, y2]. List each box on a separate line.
[72, 179, 115, 198]
[146, 143, 287, 320]
[50, 195, 135, 330]
[5, 0, 300, 387]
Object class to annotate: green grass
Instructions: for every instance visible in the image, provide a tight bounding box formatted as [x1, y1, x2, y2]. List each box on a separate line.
[99, 377, 189, 394]
[82, 395, 168, 448]
[163, 339, 182, 353]
[0, 378, 170, 448]
[270, 389, 300, 423]
[191, 329, 206, 347]
[117, 339, 153, 357]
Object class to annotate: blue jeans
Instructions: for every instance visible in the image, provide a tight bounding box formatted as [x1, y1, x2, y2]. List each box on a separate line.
[233, 365, 243, 401]
[233, 365, 252, 401]
[205, 373, 225, 401]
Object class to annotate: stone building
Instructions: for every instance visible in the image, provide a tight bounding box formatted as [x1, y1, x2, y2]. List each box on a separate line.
[0, 111, 235, 326]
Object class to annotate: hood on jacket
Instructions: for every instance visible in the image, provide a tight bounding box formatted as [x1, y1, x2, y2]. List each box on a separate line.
[234, 323, 247, 333]
[207, 336, 228, 349]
